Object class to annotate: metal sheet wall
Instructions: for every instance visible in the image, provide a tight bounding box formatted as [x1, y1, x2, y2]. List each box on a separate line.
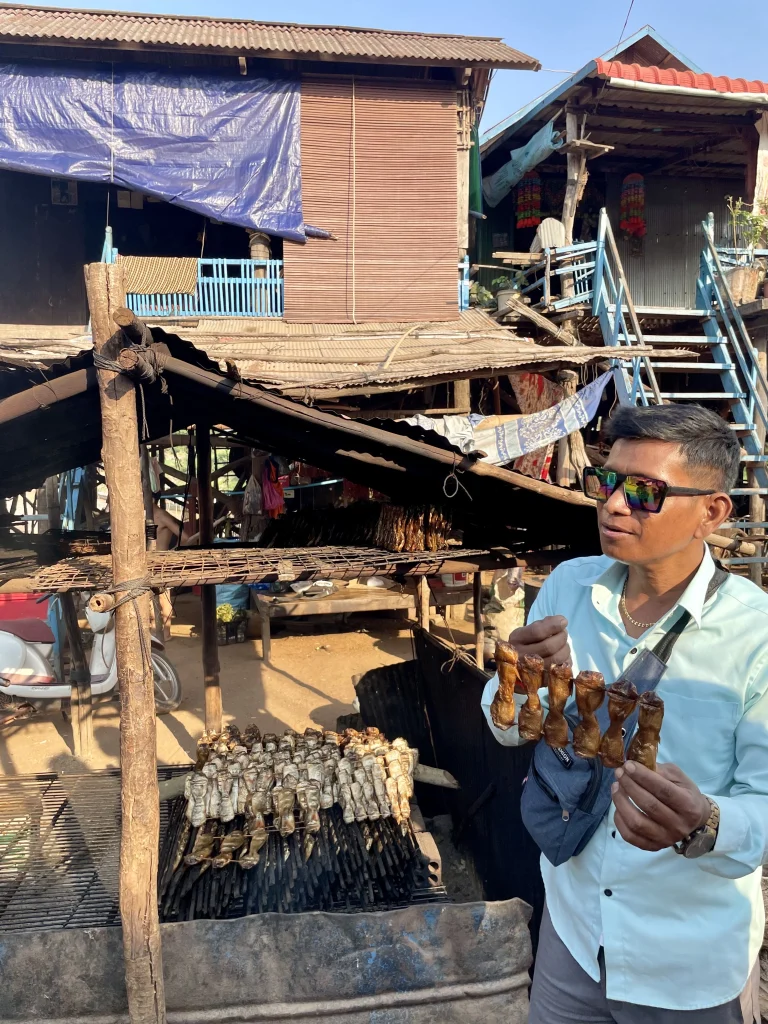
[606, 175, 743, 308]
[284, 76, 458, 323]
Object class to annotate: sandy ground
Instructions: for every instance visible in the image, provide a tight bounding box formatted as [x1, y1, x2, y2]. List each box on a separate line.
[0, 595, 463, 777]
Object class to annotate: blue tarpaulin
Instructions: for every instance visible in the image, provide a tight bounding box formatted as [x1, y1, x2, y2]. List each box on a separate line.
[0, 63, 305, 241]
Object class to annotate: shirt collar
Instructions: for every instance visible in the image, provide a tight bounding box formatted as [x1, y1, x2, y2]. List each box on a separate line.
[577, 544, 716, 629]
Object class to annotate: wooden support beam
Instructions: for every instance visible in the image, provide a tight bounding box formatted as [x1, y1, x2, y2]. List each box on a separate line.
[418, 576, 430, 632]
[60, 591, 93, 760]
[646, 133, 735, 175]
[453, 378, 471, 414]
[85, 263, 166, 1024]
[562, 112, 588, 246]
[473, 571, 484, 671]
[196, 422, 222, 734]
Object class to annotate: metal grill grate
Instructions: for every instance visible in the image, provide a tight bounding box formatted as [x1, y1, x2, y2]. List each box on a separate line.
[0, 767, 186, 933]
[0, 769, 446, 932]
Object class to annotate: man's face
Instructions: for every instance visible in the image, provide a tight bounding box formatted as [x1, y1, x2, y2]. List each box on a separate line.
[597, 438, 729, 566]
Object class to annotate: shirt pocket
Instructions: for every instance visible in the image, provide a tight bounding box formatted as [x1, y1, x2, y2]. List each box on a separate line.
[656, 692, 739, 787]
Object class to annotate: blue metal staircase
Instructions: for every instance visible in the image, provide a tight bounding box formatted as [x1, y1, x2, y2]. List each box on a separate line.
[593, 208, 768, 574]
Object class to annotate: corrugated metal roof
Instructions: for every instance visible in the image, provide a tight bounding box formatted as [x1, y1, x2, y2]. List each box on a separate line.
[0, 309, 625, 399]
[0, 4, 539, 68]
[594, 59, 768, 95]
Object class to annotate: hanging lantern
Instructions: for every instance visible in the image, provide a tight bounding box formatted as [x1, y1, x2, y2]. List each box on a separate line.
[516, 171, 542, 230]
[620, 173, 646, 238]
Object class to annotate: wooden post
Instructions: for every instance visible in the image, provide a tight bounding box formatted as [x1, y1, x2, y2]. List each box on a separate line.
[418, 576, 430, 632]
[197, 423, 222, 733]
[60, 592, 93, 760]
[562, 112, 588, 246]
[491, 378, 502, 416]
[453, 378, 471, 414]
[84, 262, 166, 1024]
[556, 370, 591, 489]
[473, 571, 484, 671]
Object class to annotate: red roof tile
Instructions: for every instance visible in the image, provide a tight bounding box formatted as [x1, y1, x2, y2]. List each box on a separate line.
[595, 59, 768, 95]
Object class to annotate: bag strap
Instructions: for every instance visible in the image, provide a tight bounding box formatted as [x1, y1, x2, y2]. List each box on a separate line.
[650, 564, 729, 666]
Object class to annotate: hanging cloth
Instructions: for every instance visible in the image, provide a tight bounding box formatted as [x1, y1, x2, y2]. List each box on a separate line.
[262, 457, 285, 518]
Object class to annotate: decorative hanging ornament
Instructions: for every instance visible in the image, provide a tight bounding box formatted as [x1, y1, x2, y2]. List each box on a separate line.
[620, 173, 646, 238]
[516, 171, 542, 230]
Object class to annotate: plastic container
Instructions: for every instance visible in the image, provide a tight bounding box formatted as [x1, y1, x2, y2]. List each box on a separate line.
[440, 572, 468, 588]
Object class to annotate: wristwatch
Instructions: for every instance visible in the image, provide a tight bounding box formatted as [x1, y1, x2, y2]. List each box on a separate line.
[674, 798, 720, 858]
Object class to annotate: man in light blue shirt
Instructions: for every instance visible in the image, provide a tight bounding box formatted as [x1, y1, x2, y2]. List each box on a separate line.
[482, 404, 767, 1022]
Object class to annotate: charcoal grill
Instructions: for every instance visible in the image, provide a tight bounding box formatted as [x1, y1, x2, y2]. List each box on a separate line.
[0, 767, 445, 933]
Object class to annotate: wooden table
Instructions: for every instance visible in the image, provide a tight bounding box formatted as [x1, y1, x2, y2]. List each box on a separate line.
[251, 585, 472, 663]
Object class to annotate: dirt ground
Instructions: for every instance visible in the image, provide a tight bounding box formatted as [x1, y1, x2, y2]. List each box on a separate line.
[0, 595, 474, 778]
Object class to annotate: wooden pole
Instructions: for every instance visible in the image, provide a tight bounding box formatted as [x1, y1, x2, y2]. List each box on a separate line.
[473, 571, 484, 671]
[84, 262, 166, 1024]
[60, 591, 93, 760]
[418, 576, 430, 632]
[197, 423, 222, 733]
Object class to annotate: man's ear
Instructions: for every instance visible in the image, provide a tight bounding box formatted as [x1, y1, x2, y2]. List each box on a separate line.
[694, 492, 733, 539]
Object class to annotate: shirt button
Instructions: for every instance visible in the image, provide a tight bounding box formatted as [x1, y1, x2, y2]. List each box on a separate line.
[630, 648, 637, 655]
[612, 830, 616, 838]
[604, 889, 613, 897]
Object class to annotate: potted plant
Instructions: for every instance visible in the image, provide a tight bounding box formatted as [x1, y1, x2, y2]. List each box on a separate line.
[492, 271, 526, 315]
[724, 197, 767, 304]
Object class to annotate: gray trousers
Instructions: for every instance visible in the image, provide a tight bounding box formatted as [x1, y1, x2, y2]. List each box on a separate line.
[529, 906, 759, 1024]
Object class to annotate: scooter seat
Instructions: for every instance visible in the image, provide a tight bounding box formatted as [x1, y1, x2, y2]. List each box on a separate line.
[0, 618, 56, 644]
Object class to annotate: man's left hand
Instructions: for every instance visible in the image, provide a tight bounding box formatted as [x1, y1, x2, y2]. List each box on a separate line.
[611, 762, 711, 852]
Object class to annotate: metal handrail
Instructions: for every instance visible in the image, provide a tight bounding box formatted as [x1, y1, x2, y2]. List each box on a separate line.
[701, 220, 768, 434]
[593, 209, 662, 405]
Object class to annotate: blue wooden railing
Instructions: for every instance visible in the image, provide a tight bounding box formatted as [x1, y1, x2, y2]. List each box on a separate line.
[126, 258, 285, 318]
[103, 234, 284, 318]
[104, 232, 467, 319]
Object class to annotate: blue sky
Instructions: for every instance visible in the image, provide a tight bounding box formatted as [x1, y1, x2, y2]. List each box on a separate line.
[38, 0, 768, 131]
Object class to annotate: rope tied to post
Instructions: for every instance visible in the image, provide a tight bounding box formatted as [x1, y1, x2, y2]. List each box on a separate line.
[93, 344, 169, 440]
[90, 575, 154, 675]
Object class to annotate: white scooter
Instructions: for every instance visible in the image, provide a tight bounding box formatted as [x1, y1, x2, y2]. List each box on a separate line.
[0, 601, 182, 722]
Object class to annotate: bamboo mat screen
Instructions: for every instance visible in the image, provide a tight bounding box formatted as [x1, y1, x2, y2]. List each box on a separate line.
[284, 76, 458, 323]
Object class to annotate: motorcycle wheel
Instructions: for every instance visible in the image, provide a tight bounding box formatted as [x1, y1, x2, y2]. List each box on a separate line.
[152, 652, 182, 714]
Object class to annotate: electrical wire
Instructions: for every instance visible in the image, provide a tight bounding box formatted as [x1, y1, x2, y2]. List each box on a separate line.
[592, 0, 637, 114]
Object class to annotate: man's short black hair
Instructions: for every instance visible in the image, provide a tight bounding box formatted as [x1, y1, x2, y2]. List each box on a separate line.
[604, 404, 741, 492]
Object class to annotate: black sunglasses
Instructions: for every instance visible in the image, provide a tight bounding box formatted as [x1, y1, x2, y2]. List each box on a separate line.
[583, 467, 716, 514]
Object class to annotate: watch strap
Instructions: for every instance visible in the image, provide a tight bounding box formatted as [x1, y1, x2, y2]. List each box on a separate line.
[674, 797, 719, 856]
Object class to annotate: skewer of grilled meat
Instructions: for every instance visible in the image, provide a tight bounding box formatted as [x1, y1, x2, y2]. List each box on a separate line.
[543, 663, 573, 748]
[572, 671, 606, 759]
[517, 654, 545, 742]
[491, 641, 519, 729]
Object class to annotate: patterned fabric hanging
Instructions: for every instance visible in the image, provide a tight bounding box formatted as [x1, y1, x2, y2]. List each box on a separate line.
[516, 171, 542, 229]
[620, 173, 646, 238]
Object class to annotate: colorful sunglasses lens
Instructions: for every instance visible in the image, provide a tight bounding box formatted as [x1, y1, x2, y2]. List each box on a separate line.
[584, 469, 617, 501]
[623, 477, 664, 512]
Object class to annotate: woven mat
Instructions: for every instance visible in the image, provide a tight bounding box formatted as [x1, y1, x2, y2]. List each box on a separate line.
[119, 256, 198, 295]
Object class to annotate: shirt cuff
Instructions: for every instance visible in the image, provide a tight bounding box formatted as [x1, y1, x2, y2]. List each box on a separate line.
[708, 793, 750, 856]
[480, 675, 528, 747]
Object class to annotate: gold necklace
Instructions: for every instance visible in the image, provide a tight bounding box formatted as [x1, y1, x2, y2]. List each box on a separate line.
[620, 576, 660, 630]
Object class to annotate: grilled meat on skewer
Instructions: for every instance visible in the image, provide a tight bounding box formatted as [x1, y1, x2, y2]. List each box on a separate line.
[599, 681, 639, 768]
[572, 671, 606, 759]
[627, 693, 664, 771]
[543, 663, 574, 748]
[517, 654, 545, 742]
[491, 641, 519, 729]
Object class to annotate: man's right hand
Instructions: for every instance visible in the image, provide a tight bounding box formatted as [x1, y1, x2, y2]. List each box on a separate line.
[508, 616, 571, 668]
